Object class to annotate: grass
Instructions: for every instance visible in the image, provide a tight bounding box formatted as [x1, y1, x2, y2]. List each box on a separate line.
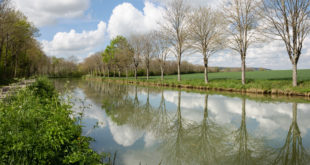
[139, 69, 310, 81]
[94, 69, 310, 95]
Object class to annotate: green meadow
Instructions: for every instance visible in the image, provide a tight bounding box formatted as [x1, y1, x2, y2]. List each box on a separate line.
[144, 69, 310, 81]
[101, 69, 310, 94]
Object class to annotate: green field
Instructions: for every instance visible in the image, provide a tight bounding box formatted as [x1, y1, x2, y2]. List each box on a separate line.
[100, 69, 310, 94]
[145, 69, 310, 81]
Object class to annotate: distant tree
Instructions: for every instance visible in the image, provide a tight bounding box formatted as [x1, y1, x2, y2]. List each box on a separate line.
[111, 36, 132, 78]
[128, 34, 144, 79]
[188, 7, 226, 84]
[223, 0, 261, 85]
[102, 44, 115, 77]
[161, 0, 190, 81]
[141, 33, 155, 80]
[153, 31, 170, 81]
[0, 0, 10, 64]
[0, 0, 78, 79]
[262, 0, 310, 87]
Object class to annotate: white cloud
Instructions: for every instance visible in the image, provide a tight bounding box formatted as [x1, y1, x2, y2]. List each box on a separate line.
[12, 0, 90, 27]
[107, 1, 164, 39]
[183, 37, 310, 70]
[41, 21, 106, 59]
[71, 89, 107, 128]
[108, 119, 143, 147]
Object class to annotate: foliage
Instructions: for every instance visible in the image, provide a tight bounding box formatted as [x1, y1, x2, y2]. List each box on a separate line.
[28, 77, 56, 98]
[100, 36, 132, 76]
[0, 1, 81, 81]
[0, 78, 105, 164]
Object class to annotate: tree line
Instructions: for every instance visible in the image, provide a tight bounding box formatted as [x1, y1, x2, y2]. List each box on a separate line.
[0, 0, 81, 82]
[82, 0, 310, 87]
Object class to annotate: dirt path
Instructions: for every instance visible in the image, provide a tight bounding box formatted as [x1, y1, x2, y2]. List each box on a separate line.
[0, 79, 35, 99]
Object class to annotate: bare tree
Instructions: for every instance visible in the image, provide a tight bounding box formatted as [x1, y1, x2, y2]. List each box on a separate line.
[141, 33, 154, 80]
[223, 0, 261, 85]
[262, 0, 310, 87]
[161, 0, 190, 81]
[128, 34, 143, 79]
[188, 7, 226, 84]
[153, 31, 170, 81]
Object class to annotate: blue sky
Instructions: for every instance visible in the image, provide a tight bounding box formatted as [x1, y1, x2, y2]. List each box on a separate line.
[38, 0, 145, 41]
[11, 0, 310, 69]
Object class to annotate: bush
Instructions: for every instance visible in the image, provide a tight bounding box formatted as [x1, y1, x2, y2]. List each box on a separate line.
[0, 78, 104, 164]
[28, 77, 56, 99]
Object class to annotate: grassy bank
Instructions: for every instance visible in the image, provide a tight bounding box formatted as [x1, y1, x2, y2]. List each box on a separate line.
[0, 78, 106, 164]
[89, 69, 310, 96]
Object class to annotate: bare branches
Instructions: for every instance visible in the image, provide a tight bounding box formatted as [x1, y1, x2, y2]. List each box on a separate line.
[262, 0, 310, 86]
[223, 0, 261, 85]
[160, 0, 191, 81]
[152, 31, 171, 81]
[188, 7, 226, 83]
[128, 34, 144, 79]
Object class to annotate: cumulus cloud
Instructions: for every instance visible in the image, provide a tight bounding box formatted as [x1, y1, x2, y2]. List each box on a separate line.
[107, 1, 164, 38]
[108, 118, 143, 147]
[12, 0, 90, 27]
[41, 21, 106, 59]
[71, 89, 107, 128]
[183, 37, 310, 70]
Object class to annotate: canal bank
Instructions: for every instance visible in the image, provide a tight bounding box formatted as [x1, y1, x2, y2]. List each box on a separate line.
[84, 76, 310, 98]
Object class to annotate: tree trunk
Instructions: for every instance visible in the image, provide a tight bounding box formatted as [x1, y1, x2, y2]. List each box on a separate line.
[14, 53, 17, 78]
[126, 69, 128, 79]
[292, 102, 297, 156]
[134, 67, 137, 80]
[177, 55, 181, 81]
[0, 38, 4, 65]
[146, 67, 149, 80]
[160, 66, 164, 81]
[204, 94, 208, 119]
[4, 33, 8, 78]
[98, 67, 101, 76]
[204, 56, 209, 84]
[118, 69, 121, 77]
[241, 57, 246, 85]
[107, 69, 110, 78]
[292, 62, 297, 87]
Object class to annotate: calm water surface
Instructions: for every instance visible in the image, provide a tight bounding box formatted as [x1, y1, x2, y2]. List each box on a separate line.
[54, 79, 310, 165]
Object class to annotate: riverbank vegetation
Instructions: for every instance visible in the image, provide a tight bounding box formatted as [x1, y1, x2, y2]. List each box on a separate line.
[0, 78, 105, 164]
[87, 69, 310, 96]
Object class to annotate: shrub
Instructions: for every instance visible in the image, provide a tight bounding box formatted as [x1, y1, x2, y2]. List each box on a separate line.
[0, 78, 104, 164]
[28, 77, 56, 99]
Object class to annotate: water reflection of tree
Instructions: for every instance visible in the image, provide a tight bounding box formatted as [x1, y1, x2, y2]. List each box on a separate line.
[228, 98, 269, 165]
[150, 89, 172, 138]
[273, 102, 310, 165]
[103, 85, 155, 130]
[160, 91, 193, 165]
[190, 94, 227, 165]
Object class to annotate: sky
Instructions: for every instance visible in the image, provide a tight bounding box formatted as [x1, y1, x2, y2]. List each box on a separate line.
[10, 0, 310, 70]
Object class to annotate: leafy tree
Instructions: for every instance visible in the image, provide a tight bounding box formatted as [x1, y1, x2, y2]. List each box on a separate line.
[102, 44, 115, 78]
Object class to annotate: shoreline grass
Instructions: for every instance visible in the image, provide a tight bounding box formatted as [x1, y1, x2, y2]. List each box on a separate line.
[86, 69, 310, 97]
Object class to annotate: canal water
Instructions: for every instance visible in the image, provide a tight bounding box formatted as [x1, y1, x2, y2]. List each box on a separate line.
[53, 78, 310, 165]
